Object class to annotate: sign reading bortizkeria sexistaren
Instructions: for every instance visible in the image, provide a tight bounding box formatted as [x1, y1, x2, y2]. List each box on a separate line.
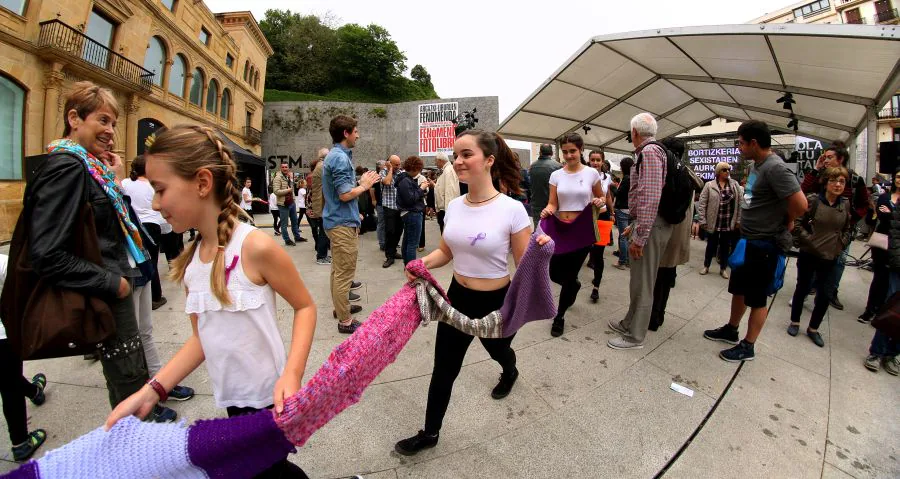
[418, 102, 458, 157]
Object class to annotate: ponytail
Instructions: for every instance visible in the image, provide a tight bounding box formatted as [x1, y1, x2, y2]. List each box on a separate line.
[457, 129, 522, 196]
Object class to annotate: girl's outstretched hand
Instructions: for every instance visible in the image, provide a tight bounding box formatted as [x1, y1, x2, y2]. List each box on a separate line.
[273, 372, 301, 415]
[104, 385, 159, 431]
[536, 234, 551, 246]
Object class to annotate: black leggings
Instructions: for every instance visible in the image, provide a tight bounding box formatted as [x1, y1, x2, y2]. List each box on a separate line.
[549, 247, 591, 319]
[590, 244, 606, 287]
[226, 405, 308, 478]
[424, 279, 515, 434]
[0, 339, 38, 445]
[142, 222, 163, 301]
[270, 211, 281, 232]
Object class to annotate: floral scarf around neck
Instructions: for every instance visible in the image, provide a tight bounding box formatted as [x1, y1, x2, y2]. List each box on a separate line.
[47, 139, 148, 264]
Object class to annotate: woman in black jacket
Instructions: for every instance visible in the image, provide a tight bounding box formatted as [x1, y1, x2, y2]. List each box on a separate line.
[395, 156, 429, 265]
[859, 182, 895, 323]
[24, 82, 151, 410]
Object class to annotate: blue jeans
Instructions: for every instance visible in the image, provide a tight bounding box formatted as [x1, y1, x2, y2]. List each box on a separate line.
[402, 212, 423, 265]
[615, 209, 630, 265]
[830, 240, 850, 296]
[376, 204, 385, 248]
[279, 204, 301, 243]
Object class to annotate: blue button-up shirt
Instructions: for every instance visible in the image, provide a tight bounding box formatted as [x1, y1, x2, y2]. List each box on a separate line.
[322, 143, 360, 230]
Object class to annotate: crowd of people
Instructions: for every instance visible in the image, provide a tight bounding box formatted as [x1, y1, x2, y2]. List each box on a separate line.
[0, 81, 897, 476]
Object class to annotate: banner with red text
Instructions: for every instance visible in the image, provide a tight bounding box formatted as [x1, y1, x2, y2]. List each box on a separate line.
[418, 102, 458, 156]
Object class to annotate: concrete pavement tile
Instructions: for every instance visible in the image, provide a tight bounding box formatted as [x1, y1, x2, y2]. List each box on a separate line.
[645, 317, 740, 399]
[751, 299, 831, 378]
[397, 361, 713, 479]
[0, 460, 17, 474]
[821, 462, 857, 479]
[512, 315, 686, 409]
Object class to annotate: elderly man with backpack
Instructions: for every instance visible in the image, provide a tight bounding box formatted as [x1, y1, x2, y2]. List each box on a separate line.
[608, 113, 691, 350]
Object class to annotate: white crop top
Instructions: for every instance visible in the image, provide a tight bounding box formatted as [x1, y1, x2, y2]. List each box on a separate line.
[443, 195, 531, 279]
[184, 222, 286, 409]
[549, 166, 600, 212]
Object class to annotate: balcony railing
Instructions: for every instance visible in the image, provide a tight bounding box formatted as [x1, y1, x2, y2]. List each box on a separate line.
[875, 8, 899, 23]
[37, 20, 154, 91]
[243, 126, 261, 145]
[878, 107, 900, 120]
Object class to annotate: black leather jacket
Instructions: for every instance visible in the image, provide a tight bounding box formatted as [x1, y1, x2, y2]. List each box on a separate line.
[27, 151, 140, 299]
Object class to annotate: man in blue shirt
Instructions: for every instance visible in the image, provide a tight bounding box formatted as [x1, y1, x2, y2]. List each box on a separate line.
[323, 115, 379, 333]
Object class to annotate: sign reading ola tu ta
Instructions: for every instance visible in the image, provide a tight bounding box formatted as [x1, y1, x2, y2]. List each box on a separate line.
[418, 102, 458, 157]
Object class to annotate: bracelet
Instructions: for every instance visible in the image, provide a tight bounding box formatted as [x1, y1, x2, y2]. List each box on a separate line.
[147, 378, 168, 402]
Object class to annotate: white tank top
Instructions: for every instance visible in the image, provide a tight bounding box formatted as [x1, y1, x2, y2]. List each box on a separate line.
[184, 222, 286, 409]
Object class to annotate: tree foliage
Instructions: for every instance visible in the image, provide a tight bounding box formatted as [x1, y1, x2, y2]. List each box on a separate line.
[260, 10, 438, 103]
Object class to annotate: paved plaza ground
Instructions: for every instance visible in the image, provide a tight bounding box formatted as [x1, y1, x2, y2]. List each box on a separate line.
[1, 217, 898, 478]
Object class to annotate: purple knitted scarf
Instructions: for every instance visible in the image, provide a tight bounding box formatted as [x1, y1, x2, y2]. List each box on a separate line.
[539, 205, 597, 255]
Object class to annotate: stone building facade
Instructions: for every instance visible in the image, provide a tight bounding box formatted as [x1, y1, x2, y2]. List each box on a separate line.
[0, 0, 272, 241]
[262, 96, 500, 176]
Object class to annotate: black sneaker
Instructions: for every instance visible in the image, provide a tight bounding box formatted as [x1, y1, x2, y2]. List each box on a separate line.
[395, 430, 439, 456]
[149, 404, 177, 423]
[29, 373, 46, 406]
[382, 258, 395, 268]
[703, 324, 739, 345]
[333, 305, 363, 318]
[349, 292, 361, 302]
[719, 340, 755, 362]
[350, 281, 362, 290]
[394, 253, 403, 260]
[285, 241, 297, 247]
[787, 323, 800, 337]
[168, 385, 195, 401]
[12, 429, 46, 462]
[151, 297, 168, 310]
[491, 368, 519, 399]
[590, 288, 599, 303]
[830, 296, 844, 310]
[807, 330, 825, 348]
[858, 311, 874, 324]
[550, 318, 564, 337]
[338, 320, 362, 334]
[297, 237, 308, 243]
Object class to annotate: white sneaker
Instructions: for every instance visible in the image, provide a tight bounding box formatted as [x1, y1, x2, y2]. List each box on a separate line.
[699, 267, 709, 275]
[607, 336, 644, 350]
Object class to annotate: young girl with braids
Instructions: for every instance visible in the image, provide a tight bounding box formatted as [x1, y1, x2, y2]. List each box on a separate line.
[105, 125, 316, 477]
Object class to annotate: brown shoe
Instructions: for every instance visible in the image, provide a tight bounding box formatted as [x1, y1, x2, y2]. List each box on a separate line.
[338, 320, 362, 334]
[333, 305, 363, 318]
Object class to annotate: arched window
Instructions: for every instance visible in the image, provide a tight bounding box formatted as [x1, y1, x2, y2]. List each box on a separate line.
[254, 71, 260, 90]
[143, 36, 166, 87]
[249, 65, 255, 84]
[220, 88, 231, 120]
[189, 67, 204, 106]
[243, 61, 249, 81]
[206, 78, 219, 114]
[168, 54, 187, 97]
[0, 75, 25, 180]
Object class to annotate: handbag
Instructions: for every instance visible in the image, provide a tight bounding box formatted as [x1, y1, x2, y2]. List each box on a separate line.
[0, 167, 116, 360]
[872, 292, 900, 339]
[866, 232, 888, 250]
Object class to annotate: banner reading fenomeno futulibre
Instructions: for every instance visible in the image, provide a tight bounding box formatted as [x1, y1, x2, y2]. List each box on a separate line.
[418, 102, 458, 156]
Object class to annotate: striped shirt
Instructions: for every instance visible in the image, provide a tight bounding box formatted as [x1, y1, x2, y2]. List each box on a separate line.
[628, 139, 667, 247]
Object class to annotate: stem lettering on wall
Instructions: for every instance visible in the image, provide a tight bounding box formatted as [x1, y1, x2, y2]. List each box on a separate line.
[267, 155, 304, 171]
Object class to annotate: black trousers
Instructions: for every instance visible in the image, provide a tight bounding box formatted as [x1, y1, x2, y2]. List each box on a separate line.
[649, 267, 677, 331]
[865, 251, 889, 315]
[143, 222, 163, 301]
[161, 231, 185, 263]
[437, 210, 446, 234]
[424, 279, 515, 434]
[384, 207, 403, 260]
[704, 230, 737, 268]
[270, 211, 281, 232]
[419, 213, 426, 248]
[549, 247, 591, 320]
[226, 406, 308, 478]
[791, 252, 837, 330]
[590, 244, 606, 288]
[308, 217, 329, 260]
[0, 339, 38, 445]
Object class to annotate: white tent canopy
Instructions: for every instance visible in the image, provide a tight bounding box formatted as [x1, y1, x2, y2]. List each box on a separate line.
[499, 24, 900, 171]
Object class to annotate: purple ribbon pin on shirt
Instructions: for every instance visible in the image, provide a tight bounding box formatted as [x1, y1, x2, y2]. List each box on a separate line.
[468, 232, 487, 246]
[225, 255, 239, 284]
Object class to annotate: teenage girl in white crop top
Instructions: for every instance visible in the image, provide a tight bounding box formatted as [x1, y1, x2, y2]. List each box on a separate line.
[395, 130, 550, 456]
[539, 133, 606, 338]
[106, 126, 315, 476]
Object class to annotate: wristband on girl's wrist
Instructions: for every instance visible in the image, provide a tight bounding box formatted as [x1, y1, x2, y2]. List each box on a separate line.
[147, 378, 168, 402]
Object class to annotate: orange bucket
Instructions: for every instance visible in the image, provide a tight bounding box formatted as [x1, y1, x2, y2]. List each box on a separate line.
[595, 219, 614, 246]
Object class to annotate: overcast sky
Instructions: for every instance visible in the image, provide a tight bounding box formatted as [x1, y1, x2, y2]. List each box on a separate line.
[206, 0, 793, 122]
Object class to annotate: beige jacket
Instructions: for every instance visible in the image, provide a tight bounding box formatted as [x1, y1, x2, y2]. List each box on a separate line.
[660, 204, 692, 268]
[271, 172, 294, 207]
[698, 178, 743, 233]
[434, 162, 460, 211]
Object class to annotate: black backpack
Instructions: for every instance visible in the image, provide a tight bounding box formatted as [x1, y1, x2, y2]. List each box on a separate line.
[635, 141, 698, 225]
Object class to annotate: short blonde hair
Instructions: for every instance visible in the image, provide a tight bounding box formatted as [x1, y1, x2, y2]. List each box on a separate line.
[62, 81, 119, 136]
